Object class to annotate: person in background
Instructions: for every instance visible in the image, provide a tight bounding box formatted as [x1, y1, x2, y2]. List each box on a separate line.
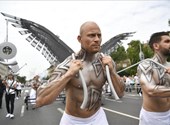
[2, 73, 17, 119]
[15, 79, 22, 99]
[0, 75, 6, 109]
[29, 75, 40, 104]
[124, 76, 132, 92]
[36, 21, 125, 125]
[137, 31, 170, 125]
[134, 73, 142, 96]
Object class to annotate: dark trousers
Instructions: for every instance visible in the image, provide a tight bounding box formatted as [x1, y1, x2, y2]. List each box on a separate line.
[5, 93, 15, 114]
[0, 93, 3, 108]
[136, 84, 142, 94]
[16, 89, 21, 97]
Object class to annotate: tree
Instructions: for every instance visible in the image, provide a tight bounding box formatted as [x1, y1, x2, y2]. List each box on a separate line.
[110, 45, 127, 63]
[142, 43, 153, 59]
[125, 40, 140, 75]
[17, 75, 26, 84]
[110, 37, 169, 76]
[127, 40, 141, 63]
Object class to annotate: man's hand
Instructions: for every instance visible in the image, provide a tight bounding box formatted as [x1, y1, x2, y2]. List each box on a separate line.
[101, 56, 114, 71]
[69, 59, 83, 75]
[165, 67, 170, 74]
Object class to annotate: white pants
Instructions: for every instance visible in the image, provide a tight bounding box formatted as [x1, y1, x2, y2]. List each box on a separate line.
[139, 107, 170, 125]
[59, 107, 109, 125]
[29, 89, 36, 104]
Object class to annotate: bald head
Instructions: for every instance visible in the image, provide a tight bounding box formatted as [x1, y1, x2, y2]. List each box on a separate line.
[77, 21, 102, 53]
[79, 21, 100, 35]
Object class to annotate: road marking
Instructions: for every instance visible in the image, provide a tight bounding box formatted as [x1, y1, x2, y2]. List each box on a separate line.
[57, 108, 64, 114]
[56, 104, 139, 120]
[126, 93, 139, 96]
[20, 92, 27, 117]
[105, 98, 122, 103]
[20, 105, 25, 117]
[103, 107, 139, 120]
[124, 95, 140, 100]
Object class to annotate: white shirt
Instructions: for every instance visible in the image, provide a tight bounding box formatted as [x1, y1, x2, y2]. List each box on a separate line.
[125, 77, 132, 85]
[6, 79, 16, 94]
[134, 76, 139, 84]
[16, 82, 22, 90]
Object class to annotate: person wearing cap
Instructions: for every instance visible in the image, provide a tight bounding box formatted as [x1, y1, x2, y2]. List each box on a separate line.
[137, 31, 170, 125]
[2, 73, 17, 119]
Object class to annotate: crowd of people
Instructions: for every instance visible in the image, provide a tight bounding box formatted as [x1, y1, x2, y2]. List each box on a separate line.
[122, 74, 142, 95]
[102, 74, 142, 98]
[0, 73, 40, 119]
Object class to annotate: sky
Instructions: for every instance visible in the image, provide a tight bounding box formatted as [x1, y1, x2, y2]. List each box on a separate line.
[0, 0, 170, 80]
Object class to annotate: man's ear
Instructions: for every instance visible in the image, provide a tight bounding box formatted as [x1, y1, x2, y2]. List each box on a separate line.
[153, 43, 160, 50]
[77, 35, 81, 43]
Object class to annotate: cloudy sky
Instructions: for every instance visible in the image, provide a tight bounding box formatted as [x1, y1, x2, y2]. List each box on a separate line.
[0, 1, 169, 80]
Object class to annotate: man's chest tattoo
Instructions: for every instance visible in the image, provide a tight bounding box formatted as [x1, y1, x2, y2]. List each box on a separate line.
[86, 86, 101, 111]
[92, 58, 103, 77]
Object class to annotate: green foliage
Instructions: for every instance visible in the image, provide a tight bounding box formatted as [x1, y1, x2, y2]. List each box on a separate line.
[143, 43, 154, 58]
[127, 40, 141, 64]
[168, 57, 170, 61]
[110, 40, 154, 76]
[110, 45, 127, 63]
[17, 75, 26, 84]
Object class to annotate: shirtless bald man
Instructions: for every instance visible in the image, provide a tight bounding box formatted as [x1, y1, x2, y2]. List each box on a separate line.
[36, 21, 125, 125]
[137, 31, 170, 125]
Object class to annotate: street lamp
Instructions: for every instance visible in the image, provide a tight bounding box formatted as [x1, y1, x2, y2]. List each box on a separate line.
[17, 63, 27, 73]
[139, 43, 145, 61]
[9, 63, 27, 76]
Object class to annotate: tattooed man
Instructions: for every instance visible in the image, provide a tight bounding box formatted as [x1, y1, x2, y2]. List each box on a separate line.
[138, 31, 170, 125]
[36, 21, 124, 125]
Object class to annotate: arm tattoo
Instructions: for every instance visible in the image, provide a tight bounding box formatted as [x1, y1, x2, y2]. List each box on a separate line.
[138, 59, 167, 86]
[48, 56, 72, 83]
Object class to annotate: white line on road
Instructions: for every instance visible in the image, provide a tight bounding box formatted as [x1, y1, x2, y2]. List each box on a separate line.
[56, 105, 139, 120]
[57, 108, 64, 114]
[123, 95, 141, 100]
[20, 89, 27, 117]
[20, 105, 25, 117]
[105, 98, 123, 103]
[103, 107, 139, 120]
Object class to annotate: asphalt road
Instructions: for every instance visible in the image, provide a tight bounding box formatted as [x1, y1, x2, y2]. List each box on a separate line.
[0, 87, 142, 125]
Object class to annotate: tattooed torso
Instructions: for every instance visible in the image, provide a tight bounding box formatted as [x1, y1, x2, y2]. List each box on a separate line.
[50, 50, 107, 117]
[137, 54, 170, 112]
